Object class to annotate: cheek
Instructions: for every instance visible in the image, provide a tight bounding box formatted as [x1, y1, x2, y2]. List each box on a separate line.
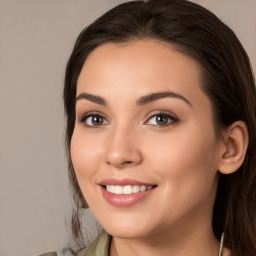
[70, 129, 103, 190]
[70, 128, 111, 216]
[144, 128, 219, 222]
[144, 124, 219, 198]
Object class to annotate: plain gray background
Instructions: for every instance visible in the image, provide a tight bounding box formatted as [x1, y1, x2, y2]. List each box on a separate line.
[0, 1, 255, 256]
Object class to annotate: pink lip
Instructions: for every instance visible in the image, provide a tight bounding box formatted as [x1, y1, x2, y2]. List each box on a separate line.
[99, 179, 157, 207]
[101, 187, 155, 207]
[99, 178, 154, 186]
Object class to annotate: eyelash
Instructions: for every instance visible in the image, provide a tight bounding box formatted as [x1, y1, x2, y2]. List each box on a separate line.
[78, 111, 179, 128]
[145, 111, 179, 127]
[79, 111, 108, 127]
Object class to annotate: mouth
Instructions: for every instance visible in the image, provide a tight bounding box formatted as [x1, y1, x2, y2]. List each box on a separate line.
[99, 178, 157, 206]
[102, 184, 157, 195]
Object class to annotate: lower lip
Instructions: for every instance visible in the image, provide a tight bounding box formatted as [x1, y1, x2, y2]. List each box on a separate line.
[100, 186, 155, 207]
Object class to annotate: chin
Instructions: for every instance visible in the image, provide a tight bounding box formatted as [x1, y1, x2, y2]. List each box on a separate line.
[99, 214, 158, 239]
[105, 225, 150, 239]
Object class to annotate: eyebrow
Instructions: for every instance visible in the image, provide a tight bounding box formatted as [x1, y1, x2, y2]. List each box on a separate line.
[76, 93, 107, 106]
[136, 91, 192, 106]
[76, 91, 192, 107]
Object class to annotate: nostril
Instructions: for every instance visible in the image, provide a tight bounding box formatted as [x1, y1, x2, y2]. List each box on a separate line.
[122, 161, 133, 165]
[106, 160, 134, 167]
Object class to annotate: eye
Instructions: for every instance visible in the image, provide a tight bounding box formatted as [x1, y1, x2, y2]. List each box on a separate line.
[80, 113, 109, 127]
[145, 112, 178, 127]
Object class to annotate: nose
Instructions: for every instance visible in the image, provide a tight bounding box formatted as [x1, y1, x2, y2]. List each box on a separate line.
[105, 127, 143, 169]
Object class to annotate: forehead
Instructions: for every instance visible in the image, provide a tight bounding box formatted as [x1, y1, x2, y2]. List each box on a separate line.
[77, 40, 203, 96]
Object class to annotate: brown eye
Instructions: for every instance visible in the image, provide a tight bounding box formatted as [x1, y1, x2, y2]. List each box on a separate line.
[146, 113, 178, 127]
[81, 114, 108, 126]
[155, 114, 170, 125]
[91, 115, 104, 125]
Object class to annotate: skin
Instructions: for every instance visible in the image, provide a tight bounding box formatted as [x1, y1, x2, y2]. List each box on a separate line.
[71, 40, 233, 256]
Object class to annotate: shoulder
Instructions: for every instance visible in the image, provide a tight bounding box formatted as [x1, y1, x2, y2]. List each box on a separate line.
[37, 231, 111, 256]
[84, 230, 111, 256]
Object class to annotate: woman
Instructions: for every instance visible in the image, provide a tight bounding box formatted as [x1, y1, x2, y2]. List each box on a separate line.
[61, 0, 256, 255]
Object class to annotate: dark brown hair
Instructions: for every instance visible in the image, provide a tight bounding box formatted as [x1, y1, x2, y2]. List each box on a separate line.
[64, 0, 256, 255]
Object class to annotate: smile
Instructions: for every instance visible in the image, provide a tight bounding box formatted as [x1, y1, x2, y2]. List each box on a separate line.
[106, 185, 153, 195]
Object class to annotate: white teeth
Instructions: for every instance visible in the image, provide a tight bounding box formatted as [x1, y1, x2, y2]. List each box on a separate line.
[110, 185, 115, 193]
[146, 185, 153, 191]
[114, 185, 123, 194]
[140, 185, 146, 192]
[105, 185, 154, 195]
[123, 185, 132, 194]
[132, 185, 140, 193]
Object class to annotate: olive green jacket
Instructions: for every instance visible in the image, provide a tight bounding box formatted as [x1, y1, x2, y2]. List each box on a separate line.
[84, 230, 111, 256]
[38, 230, 111, 256]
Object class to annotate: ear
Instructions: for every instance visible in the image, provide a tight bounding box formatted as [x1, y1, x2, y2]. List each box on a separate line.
[218, 121, 249, 175]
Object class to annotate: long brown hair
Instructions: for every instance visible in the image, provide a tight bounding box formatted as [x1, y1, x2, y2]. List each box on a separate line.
[64, 0, 256, 254]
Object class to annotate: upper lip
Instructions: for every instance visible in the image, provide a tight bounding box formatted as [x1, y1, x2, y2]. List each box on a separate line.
[99, 178, 156, 186]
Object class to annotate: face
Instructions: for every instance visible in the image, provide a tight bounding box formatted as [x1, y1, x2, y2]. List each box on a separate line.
[71, 40, 223, 240]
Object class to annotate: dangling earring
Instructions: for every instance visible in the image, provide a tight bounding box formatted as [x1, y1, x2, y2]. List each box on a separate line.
[218, 233, 224, 256]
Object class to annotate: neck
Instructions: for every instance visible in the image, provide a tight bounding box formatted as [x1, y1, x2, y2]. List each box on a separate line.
[110, 221, 220, 256]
